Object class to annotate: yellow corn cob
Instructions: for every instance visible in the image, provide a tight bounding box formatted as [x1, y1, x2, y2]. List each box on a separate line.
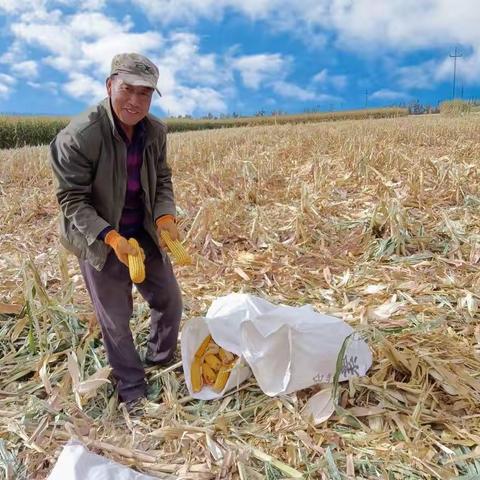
[205, 344, 220, 356]
[191, 357, 203, 393]
[127, 238, 145, 283]
[219, 348, 235, 365]
[194, 335, 212, 359]
[213, 365, 231, 392]
[160, 230, 192, 266]
[202, 363, 217, 385]
[204, 354, 222, 372]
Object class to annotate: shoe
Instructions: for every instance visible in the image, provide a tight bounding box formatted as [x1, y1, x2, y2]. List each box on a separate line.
[145, 357, 169, 367]
[123, 396, 147, 417]
[144, 356, 180, 369]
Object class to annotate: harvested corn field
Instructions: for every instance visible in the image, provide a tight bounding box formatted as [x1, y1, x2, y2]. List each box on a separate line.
[1, 114, 480, 479]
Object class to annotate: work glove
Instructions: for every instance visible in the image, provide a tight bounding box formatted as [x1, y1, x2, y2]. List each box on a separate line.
[104, 230, 138, 267]
[156, 215, 180, 251]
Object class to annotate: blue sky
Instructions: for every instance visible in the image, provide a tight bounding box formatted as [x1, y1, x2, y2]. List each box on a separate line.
[0, 0, 479, 117]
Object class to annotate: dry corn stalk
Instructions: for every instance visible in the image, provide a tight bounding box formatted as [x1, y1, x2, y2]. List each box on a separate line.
[5, 115, 480, 479]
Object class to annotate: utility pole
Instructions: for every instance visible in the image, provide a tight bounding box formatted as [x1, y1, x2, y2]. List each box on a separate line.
[365, 89, 368, 108]
[449, 47, 463, 99]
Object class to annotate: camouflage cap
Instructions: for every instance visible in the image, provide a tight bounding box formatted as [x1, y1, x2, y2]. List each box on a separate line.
[110, 52, 161, 96]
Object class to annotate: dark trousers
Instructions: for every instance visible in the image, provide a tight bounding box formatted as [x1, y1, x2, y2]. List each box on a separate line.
[79, 231, 183, 402]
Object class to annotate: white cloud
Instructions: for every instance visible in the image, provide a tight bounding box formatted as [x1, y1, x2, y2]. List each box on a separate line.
[11, 19, 78, 58]
[370, 89, 410, 101]
[4, 9, 164, 100]
[272, 80, 341, 103]
[8, 9, 159, 76]
[62, 72, 105, 101]
[328, 0, 480, 53]
[11, 60, 39, 79]
[158, 32, 227, 88]
[132, 0, 480, 89]
[397, 62, 437, 90]
[4, 0, 479, 113]
[231, 53, 288, 89]
[0, 40, 25, 65]
[131, 0, 329, 46]
[454, 50, 480, 84]
[312, 69, 327, 84]
[312, 68, 348, 90]
[156, 86, 228, 117]
[69, 12, 132, 38]
[81, 31, 164, 74]
[0, 0, 44, 14]
[272, 81, 316, 101]
[1, 7, 232, 116]
[0, 0, 340, 115]
[0, 83, 10, 98]
[397, 48, 480, 91]
[149, 32, 234, 114]
[131, 0, 284, 25]
[0, 0, 19, 12]
[0, 73, 16, 85]
[27, 80, 59, 94]
[132, 0, 218, 25]
[130, 0, 479, 52]
[0, 0, 107, 13]
[323, 0, 480, 89]
[52, 0, 107, 10]
[0, 73, 16, 98]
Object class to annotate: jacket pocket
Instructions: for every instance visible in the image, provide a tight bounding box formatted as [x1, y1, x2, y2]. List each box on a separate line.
[64, 219, 88, 260]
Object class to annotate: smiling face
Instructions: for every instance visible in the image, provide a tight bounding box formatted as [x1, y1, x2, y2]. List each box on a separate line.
[106, 75, 154, 135]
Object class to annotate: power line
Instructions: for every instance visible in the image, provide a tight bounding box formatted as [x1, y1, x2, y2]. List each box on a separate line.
[449, 47, 463, 99]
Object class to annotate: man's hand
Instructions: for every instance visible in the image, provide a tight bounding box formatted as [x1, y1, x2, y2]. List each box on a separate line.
[104, 230, 137, 266]
[156, 215, 180, 250]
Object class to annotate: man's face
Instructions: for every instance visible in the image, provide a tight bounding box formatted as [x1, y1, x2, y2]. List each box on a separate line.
[106, 76, 154, 127]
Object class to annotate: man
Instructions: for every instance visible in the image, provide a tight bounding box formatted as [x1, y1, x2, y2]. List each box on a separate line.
[49, 53, 183, 411]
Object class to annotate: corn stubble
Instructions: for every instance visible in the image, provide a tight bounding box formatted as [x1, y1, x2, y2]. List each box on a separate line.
[2, 114, 480, 478]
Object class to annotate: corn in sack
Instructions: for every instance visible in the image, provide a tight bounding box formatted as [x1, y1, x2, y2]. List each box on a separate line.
[214, 365, 233, 392]
[191, 335, 237, 393]
[191, 357, 203, 393]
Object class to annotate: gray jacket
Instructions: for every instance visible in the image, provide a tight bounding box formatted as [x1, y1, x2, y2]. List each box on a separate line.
[49, 98, 176, 271]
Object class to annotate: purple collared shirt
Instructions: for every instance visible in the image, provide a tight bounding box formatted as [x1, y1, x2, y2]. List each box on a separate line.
[98, 113, 145, 240]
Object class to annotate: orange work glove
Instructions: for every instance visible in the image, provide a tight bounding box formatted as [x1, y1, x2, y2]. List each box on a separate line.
[156, 215, 180, 250]
[104, 230, 138, 267]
